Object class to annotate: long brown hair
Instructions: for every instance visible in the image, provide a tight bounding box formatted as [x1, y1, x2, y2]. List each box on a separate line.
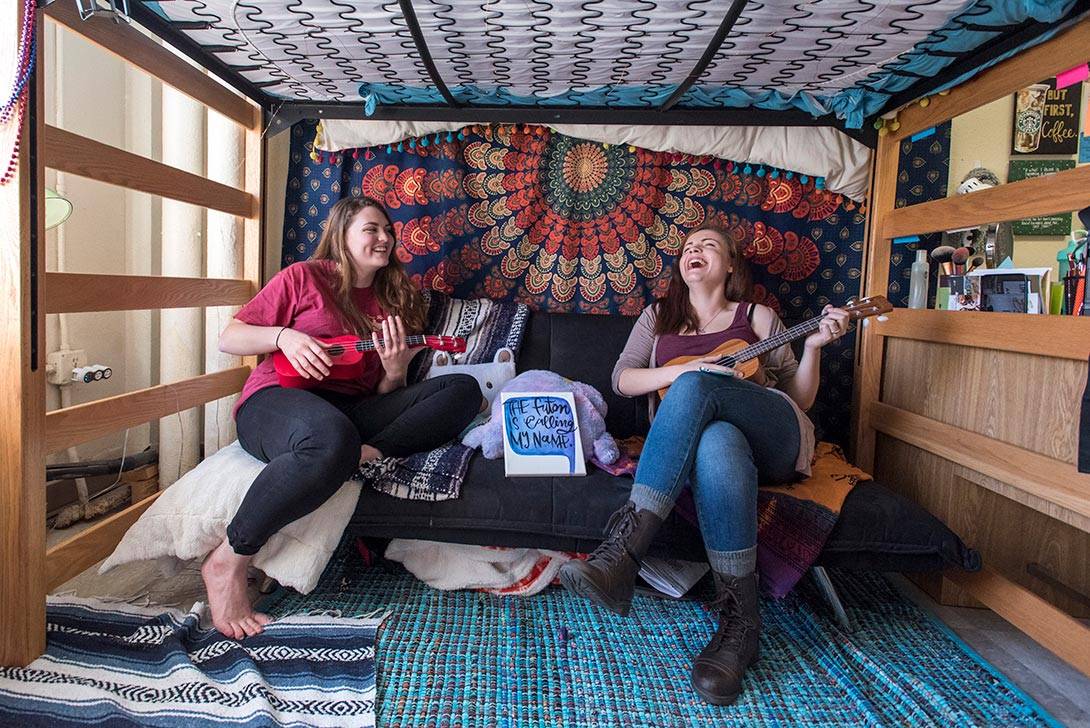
[654, 224, 754, 336]
[311, 196, 427, 335]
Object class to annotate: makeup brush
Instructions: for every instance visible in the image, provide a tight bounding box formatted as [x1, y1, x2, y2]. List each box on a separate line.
[966, 255, 985, 274]
[931, 245, 956, 275]
[952, 246, 971, 274]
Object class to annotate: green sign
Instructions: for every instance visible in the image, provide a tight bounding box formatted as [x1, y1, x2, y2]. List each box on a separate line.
[1007, 159, 1076, 235]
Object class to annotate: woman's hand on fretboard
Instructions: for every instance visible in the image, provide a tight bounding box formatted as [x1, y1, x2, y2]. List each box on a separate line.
[373, 315, 422, 384]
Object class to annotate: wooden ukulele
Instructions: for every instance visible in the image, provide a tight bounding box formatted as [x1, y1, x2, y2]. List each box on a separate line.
[657, 296, 892, 399]
[273, 333, 467, 389]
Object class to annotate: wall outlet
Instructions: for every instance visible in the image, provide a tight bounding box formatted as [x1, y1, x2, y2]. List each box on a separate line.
[46, 349, 87, 385]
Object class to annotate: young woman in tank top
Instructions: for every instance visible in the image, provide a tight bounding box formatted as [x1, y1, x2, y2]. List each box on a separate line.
[559, 223, 849, 705]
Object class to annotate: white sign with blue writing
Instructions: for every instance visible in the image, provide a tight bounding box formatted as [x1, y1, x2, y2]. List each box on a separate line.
[501, 391, 586, 477]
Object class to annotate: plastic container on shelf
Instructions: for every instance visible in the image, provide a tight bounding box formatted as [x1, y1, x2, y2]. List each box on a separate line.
[908, 249, 929, 309]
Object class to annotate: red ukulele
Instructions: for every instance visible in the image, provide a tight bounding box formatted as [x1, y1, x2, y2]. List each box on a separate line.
[272, 334, 467, 389]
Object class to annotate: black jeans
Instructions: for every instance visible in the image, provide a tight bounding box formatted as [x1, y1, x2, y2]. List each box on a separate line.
[227, 373, 481, 555]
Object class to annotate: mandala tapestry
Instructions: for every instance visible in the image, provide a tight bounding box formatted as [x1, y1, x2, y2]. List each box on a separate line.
[282, 121, 865, 443]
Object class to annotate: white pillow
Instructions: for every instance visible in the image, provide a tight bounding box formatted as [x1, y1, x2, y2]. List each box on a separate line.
[425, 346, 516, 406]
[99, 441, 360, 594]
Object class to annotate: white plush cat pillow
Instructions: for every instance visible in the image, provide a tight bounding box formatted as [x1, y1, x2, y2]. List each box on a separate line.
[425, 347, 516, 406]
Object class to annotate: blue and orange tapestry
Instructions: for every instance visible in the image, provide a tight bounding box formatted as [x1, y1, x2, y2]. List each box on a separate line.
[282, 121, 865, 442]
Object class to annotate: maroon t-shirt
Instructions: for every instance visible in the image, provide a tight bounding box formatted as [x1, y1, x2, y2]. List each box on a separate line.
[232, 259, 384, 417]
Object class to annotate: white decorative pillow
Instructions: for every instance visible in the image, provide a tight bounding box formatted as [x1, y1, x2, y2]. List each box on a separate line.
[99, 441, 360, 594]
[425, 347, 516, 406]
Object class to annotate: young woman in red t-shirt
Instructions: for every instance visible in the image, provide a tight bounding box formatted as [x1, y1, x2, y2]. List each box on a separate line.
[205, 196, 481, 639]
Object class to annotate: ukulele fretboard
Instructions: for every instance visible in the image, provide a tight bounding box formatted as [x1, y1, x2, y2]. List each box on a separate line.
[714, 317, 823, 367]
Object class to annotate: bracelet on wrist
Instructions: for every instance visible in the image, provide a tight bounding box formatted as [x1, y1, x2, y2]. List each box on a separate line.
[274, 326, 287, 349]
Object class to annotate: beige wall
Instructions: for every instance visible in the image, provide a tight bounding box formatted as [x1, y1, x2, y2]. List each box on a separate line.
[948, 84, 1088, 280]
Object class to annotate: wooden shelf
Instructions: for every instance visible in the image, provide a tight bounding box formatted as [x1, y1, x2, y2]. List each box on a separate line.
[869, 402, 1090, 533]
[879, 165, 1090, 241]
[871, 307, 1090, 361]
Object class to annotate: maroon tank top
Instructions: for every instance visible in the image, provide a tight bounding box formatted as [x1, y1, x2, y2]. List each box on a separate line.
[656, 303, 759, 367]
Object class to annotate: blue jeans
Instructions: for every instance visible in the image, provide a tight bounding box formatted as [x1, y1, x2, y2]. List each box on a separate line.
[629, 371, 801, 576]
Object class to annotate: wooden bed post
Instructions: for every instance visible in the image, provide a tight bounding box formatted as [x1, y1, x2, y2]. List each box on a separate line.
[1, 4, 46, 666]
[852, 132, 897, 473]
[242, 106, 264, 371]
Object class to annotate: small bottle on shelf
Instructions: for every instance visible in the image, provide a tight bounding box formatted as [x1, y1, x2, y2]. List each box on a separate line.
[908, 249, 929, 309]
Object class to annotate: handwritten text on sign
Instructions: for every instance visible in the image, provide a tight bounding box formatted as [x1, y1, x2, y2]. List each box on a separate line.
[503, 395, 577, 473]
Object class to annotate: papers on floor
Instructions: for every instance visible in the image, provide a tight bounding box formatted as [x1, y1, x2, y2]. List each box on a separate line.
[638, 557, 710, 599]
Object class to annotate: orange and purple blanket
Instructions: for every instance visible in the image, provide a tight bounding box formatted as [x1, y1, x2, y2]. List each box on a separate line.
[602, 440, 870, 597]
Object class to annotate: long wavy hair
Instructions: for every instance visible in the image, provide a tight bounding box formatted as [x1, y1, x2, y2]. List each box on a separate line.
[311, 196, 427, 335]
[654, 224, 754, 336]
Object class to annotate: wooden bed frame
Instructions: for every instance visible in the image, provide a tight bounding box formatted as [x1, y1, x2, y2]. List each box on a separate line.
[3, 3, 1090, 677]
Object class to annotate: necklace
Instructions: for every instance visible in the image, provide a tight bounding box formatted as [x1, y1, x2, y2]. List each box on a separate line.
[695, 305, 728, 334]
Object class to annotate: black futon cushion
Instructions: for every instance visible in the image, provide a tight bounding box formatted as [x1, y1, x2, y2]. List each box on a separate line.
[351, 309, 980, 575]
[353, 461, 980, 573]
[352, 456, 705, 558]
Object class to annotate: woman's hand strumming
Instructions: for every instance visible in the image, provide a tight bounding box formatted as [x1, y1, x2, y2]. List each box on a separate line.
[277, 328, 333, 380]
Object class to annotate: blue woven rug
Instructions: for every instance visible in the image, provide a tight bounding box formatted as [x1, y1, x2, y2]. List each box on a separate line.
[260, 541, 1058, 727]
[0, 597, 383, 727]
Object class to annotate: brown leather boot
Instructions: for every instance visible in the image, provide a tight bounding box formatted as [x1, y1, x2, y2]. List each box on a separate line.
[558, 501, 663, 617]
[691, 571, 761, 705]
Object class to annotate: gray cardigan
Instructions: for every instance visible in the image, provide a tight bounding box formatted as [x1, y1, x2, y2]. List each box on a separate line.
[610, 303, 816, 476]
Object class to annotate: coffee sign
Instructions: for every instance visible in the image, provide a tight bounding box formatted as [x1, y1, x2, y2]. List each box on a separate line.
[1012, 78, 1082, 155]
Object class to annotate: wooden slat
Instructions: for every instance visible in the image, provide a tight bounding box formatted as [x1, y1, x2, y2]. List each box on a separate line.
[1, 6, 46, 666]
[869, 402, 1090, 530]
[43, 125, 256, 219]
[46, 492, 162, 591]
[877, 438, 1090, 617]
[880, 162, 1090, 240]
[891, 16, 1090, 141]
[873, 308, 1090, 361]
[947, 567, 1090, 677]
[44, 1, 259, 131]
[47, 273, 255, 313]
[46, 367, 250, 453]
[883, 338, 1085, 464]
[852, 133, 898, 472]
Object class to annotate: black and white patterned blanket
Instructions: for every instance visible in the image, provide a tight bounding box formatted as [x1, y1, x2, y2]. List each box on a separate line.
[356, 293, 528, 501]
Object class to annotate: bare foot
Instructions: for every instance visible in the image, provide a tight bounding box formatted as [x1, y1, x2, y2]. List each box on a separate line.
[359, 443, 383, 465]
[200, 538, 272, 639]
